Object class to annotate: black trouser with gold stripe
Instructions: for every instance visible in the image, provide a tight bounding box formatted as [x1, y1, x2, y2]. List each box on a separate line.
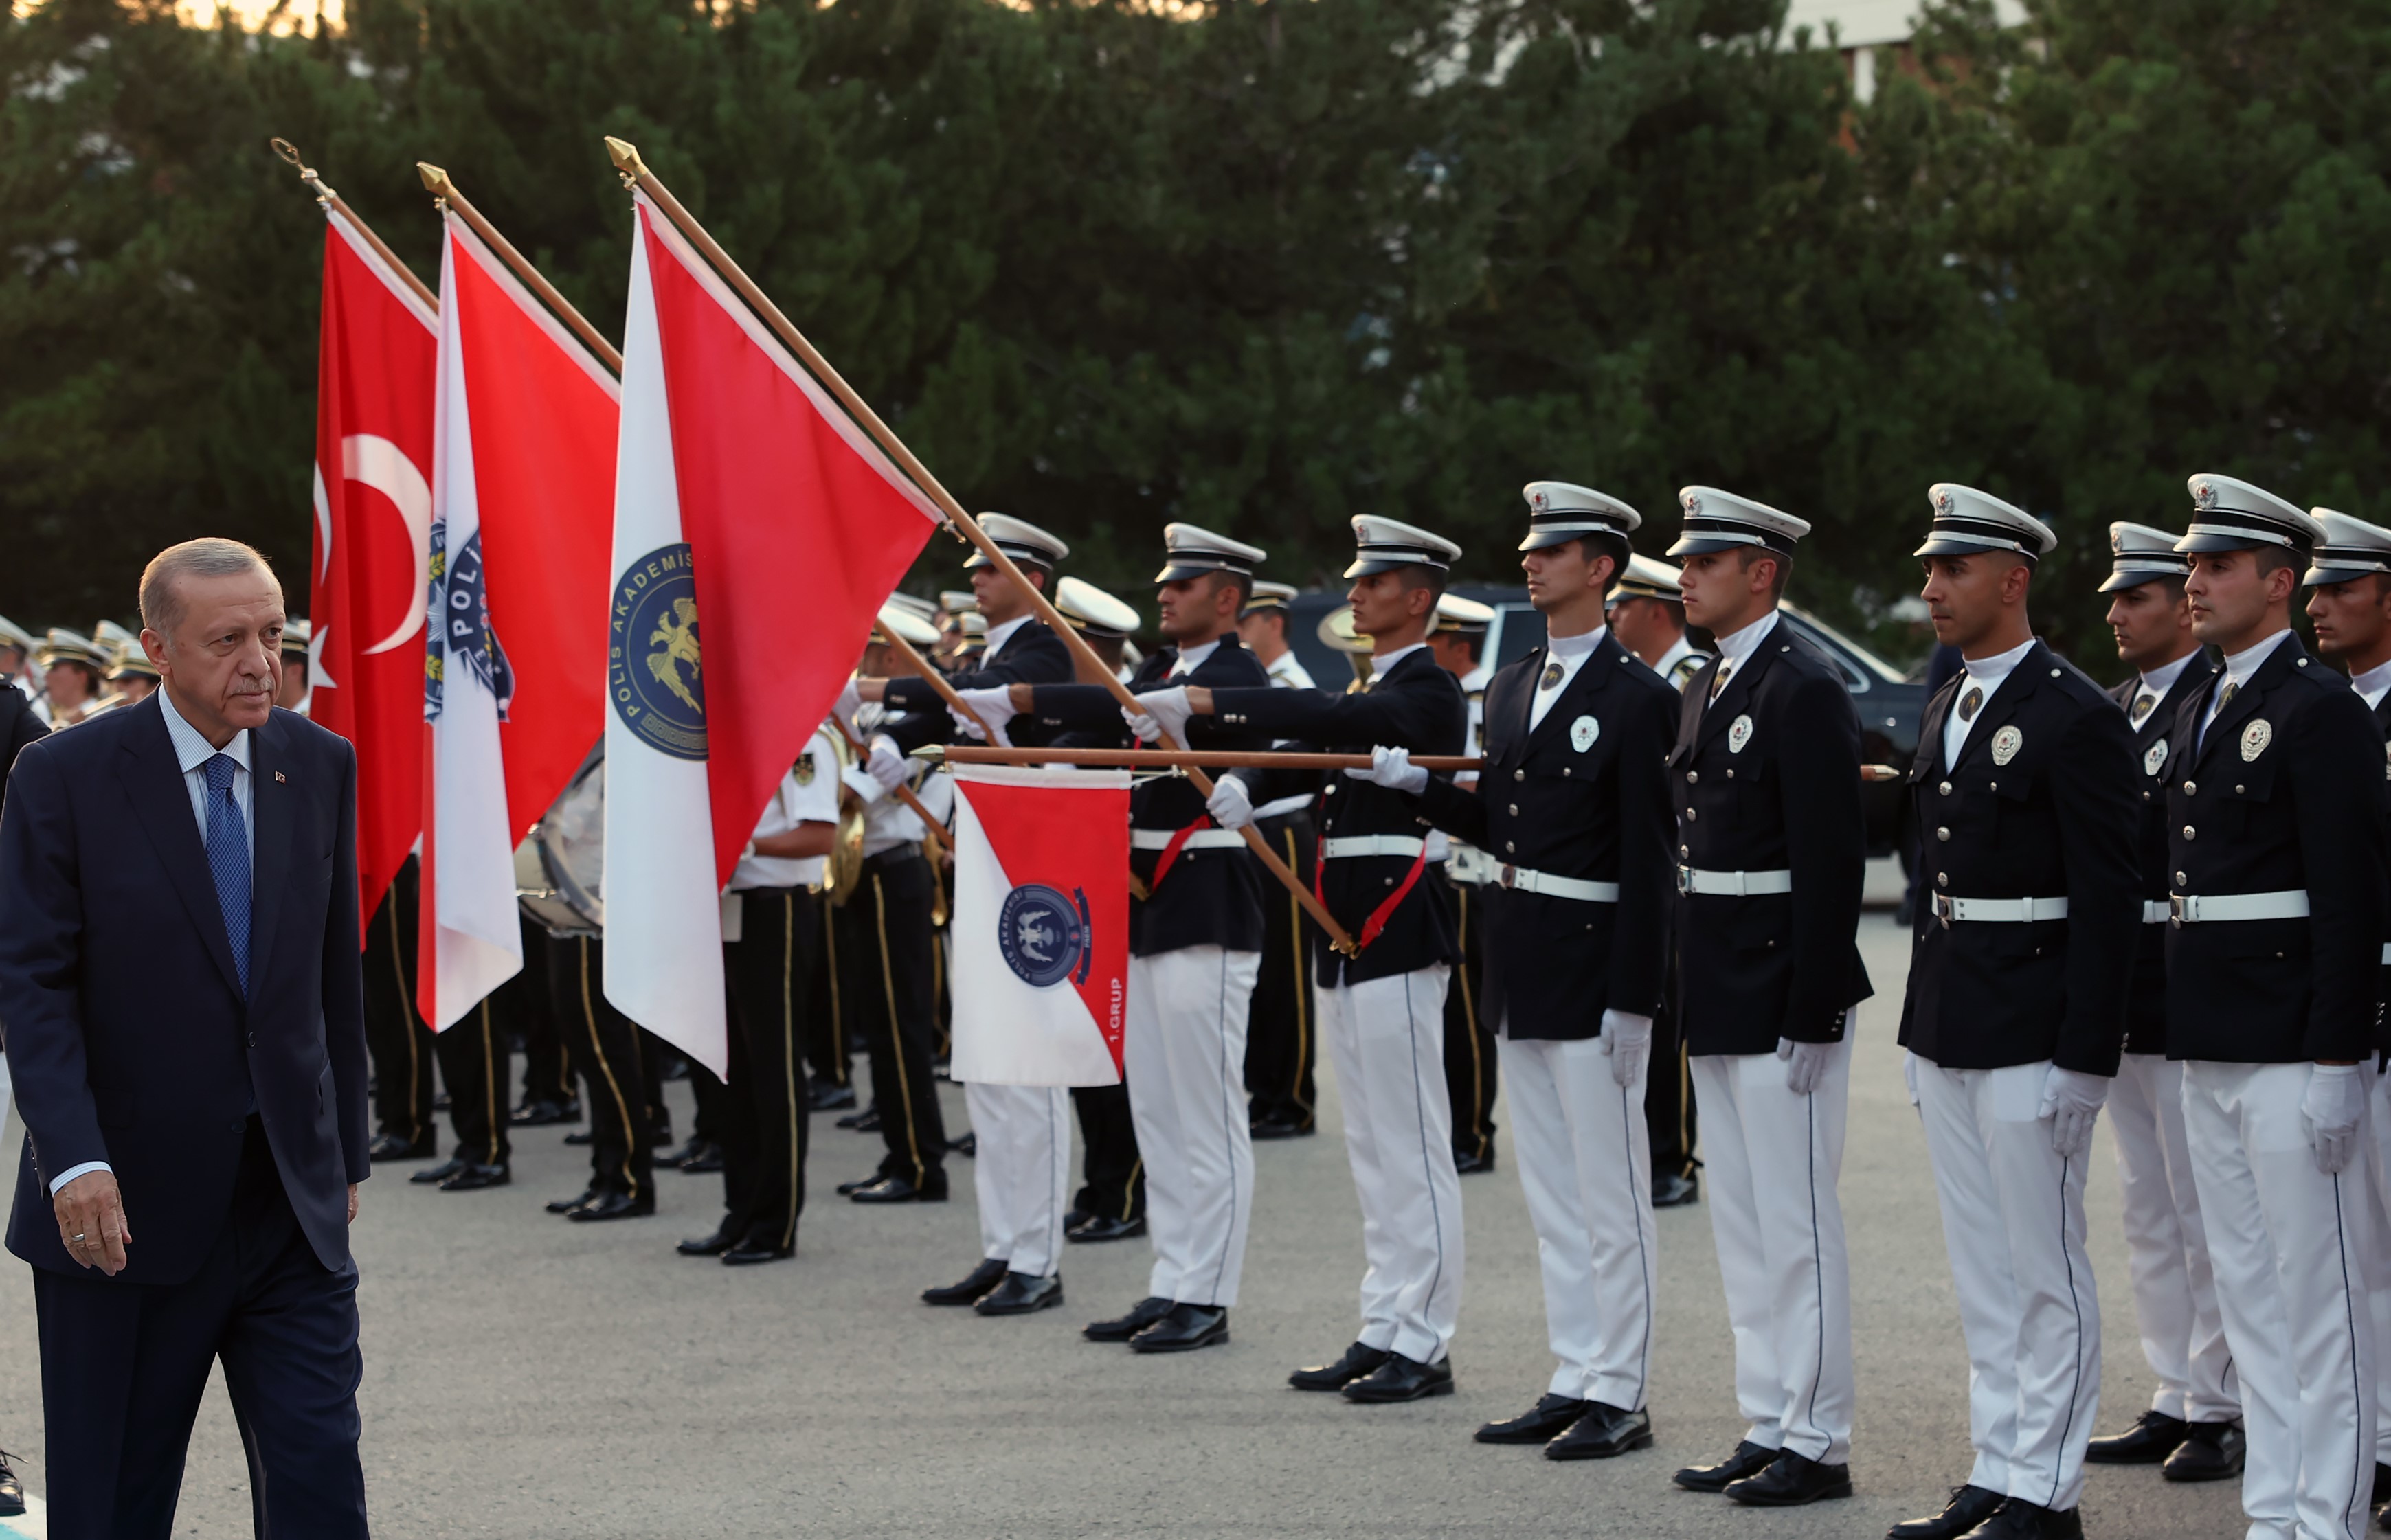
[542, 932, 655, 1203]
[1243, 811, 1318, 1129]
[363, 856, 433, 1148]
[1441, 874, 1498, 1167]
[718, 885, 820, 1249]
[512, 911, 574, 1113]
[1070, 1084, 1144, 1223]
[433, 977, 516, 1168]
[842, 851, 947, 1187]
[805, 895, 850, 1092]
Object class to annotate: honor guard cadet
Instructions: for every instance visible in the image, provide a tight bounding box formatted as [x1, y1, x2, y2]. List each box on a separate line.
[1428, 594, 1500, 1176]
[1661, 488, 1869, 1506]
[1610, 554, 1714, 692]
[1384, 481, 1677, 1457]
[1893, 484, 2140, 1540]
[2165, 475, 2385, 1540]
[276, 618, 311, 714]
[1138, 514, 1470, 1401]
[31, 629, 107, 728]
[2081, 523, 2241, 1478]
[1056, 576, 1141, 685]
[1237, 580, 1325, 1140]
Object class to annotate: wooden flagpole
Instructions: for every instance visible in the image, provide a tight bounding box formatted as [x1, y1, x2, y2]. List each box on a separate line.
[605, 136, 1360, 954]
[828, 711, 948, 854]
[934, 745, 1485, 773]
[270, 139, 438, 312]
[417, 163, 624, 374]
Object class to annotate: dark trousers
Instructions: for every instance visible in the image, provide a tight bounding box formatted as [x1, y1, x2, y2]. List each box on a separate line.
[513, 911, 574, 1111]
[1070, 1083, 1145, 1223]
[807, 894, 851, 1090]
[638, 1030, 683, 1142]
[362, 857, 432, 1146]
[543, 931, 655, 1202]
[719, 885, 820, 1249]
[35, 1120, 366, 1540]
[1646, 999, 1698, 1181]
[843, 852, 948, 1186]
[1244, 811, 1318, 1129]
[1442, 876, 1498, 1166]
[433, 984, 514, 1167]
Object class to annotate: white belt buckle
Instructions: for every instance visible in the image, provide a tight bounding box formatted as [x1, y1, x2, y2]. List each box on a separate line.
[1498, 864, 1519, 891]
[1674, 865, 1692, 897]
[2170, 894, 2189, 928]
[1932, 892, 1955, 929]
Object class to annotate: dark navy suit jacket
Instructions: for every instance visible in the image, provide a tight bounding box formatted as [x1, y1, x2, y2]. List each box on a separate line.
[0, 694, 370, 1286]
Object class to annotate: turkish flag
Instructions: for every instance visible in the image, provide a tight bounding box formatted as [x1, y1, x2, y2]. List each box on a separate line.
[306, 209, 438, 937]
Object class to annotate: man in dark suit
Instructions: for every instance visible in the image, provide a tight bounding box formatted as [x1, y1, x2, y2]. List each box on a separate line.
[0, 658, 45, 1520]
[1662, 487, 1870, 1508]
[0, 538, 370, 1538]
[1890, 486, 2140, 1540]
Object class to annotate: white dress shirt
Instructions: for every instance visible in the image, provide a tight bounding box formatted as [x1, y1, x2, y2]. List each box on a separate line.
[1264, 649, 1316, 690]
[1168, 638, 1222, 679]
[1527, 626, 1604, 733]
[1941, 636, 2038, 772]
[2131, 649, 2201, 727]
[2350, 655, 2391, 712]
[983, 614, 1033, 658]
[730, 731, 840, 892]
[2198, 626, 2295, 751]
[1705, 609, 1782, 699]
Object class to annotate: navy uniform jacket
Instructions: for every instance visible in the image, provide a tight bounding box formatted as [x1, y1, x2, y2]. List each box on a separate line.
[2162, 636, 2386, 1064]
[2107, 658, 2217, 1056]
[1411, 632, 1676, 1041]
[0, 696, 370, 1285]
[1671, 624, 1872, 1056]
[882, 618, 1075, 753]
[1210, 647, 1467, 987]
[2373, 692, 2391, 1056]
[1898, 642, 2141, 1076]
[1031, 636, 1271, 957]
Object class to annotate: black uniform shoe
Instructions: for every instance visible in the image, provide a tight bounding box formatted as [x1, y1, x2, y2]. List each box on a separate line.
[368, 1132, 435, 1162]
[656, 1136, 706, 1168]
[678, 1225, 736, 1256]
[1250, 1112, 1316, 1140]
[1544, 1402, 1652, 1459]
[1288, 1341, 1391, 1392]
[1673, 1440, 1780, 1491]
[2084, 1408, 2188, 1464]
[1066, 1214, 1146, 1243]
[1653, 1170, 1700, 1208]
[1343, 1352, 1454, 1403]
[1084, 1295, 1171, 1342]
[1474, 1393, 1591, 1445]
[562, 1129, 596, 1146]
[2377, 1461, 2391, 1509]
[809, 1080, 857, 1111]
[1130, 1302, 1228, 1354]
[510, 1097, 580, 1126]
[1062, 1208, 1091, 1232]
[1725, 1451, 1854, 1506]
[438, 1162, 510, 1192]
[1888, 1484, 2005, 1540]
[679, 1141, 725, 1174]
[2376, 1499, 2391, 1532]
[923, 1258, 1009, 1306]
[546, 1186, 600, 1214]
[949, 1131, 976, 1157]
[410, 1157, 471, 1185]
[0, 1449, 23, 1518]
[835, 1107, 881, 1132]
[1454, 1148, 1496, 1175]
[1955, 1497, 2082, 1540]
[974, 1271, 1064, 1315]
[2159, 1420, 2245, 1482]
[847, 1173, 949, 1203]
[565, 1190, 655, 1222]
[723, 1239, 795, 1265]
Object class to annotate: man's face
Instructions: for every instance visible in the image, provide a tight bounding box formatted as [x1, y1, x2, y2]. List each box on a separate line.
[1156, 576, 1230, 642]
[1236, 610, 1286, 658]
[1607, 596, 1663, 656]
[1426, 632, 1474, 677]
[1345, 570, 1425, 639]
[45, 662, 95, 708]
[970, 563, 1044, 626]
[117, 675, 157, 704]
[2104, 580, 2192, 670]
[1919, 552, 2024, 650]
[1519, 541, 1607, 613]
[0, 645, 22, 677]
[2306, 575, 2391, 665]
[146, 567, 284, 740]
[2184, 550, 2279, 646]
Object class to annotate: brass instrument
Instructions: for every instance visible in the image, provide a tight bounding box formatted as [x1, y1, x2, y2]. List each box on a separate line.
[823, 729, 868, 905]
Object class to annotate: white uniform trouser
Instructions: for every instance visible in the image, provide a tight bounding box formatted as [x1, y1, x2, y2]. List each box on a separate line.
[1502, 1030, 1659, 1410]
[1316, 965, 1463, 1365]
[1913, 1057, 2101, 1513]
[2184, 1061, 2376, 1540]
[2109, 1052, 2238, 1424]
[1692, 1035, 1853, 1463]
[1126, 947, 1261, 1308]
[965, 1081, 1071, 1279]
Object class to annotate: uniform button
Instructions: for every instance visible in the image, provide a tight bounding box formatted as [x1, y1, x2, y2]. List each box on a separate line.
[1324, 784, 1336, 796]
[1725, 769, 1736, 780]
[1384, 878, 1395, 887]
[2183, 780, 2196, 795]
[1513, 769, 1526, 782]
[1679, 845, 1690, 858]
[1507, 804, 1519, 816]
[1562, 767, 1571, 777]
[2234, 784, 2245, 795]
[1505, 841, 1516, 854]
[1687, 771, 1700, 785]
[1988, 781, 1997, 792]
[2175, 870, 2187, 885]
[1935, 826, 1950, 842]
[1935, 872, 1948, 887]
[247, 1033, 258, 1048]
[2050, 668, 2061, 677]
[1939, 781, 1952, 795]
[2182, 825, 2196, 840]
[1685, 808, 1698, 821]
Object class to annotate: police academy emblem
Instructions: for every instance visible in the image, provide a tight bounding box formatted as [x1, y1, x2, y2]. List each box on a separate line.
[1991, 725, 2024, 766]
[2144, 738, 2167, 778]
[1570, 714, 1599, 752]
[2241, 719, 2272, 761]
[1728, 714, 1755, 754]
[610, 543, 707, 761]
[999, 883, 1092, 988]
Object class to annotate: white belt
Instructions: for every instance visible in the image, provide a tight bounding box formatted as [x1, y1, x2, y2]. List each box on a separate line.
[1253, 793, 1314, 822]
[1320, 835, 1426, 860]
[2142, 900, 2170, 925]
[1677, 867, 1793, 897]
[1495, 865, 1618, 903]
[1129, 828, 1248, 852]
[2168, 889, 2310, 925]
[1931, 894, 2069, 925]
[1445, 844, 1501, 886]
[2381, 942, 2391, 966]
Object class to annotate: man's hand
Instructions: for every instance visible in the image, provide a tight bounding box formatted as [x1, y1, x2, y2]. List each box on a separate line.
[1597, 1009, 1653, 1089]
[348, 1184, 360, 1223]
[1345, 746, 1428, 794]
[866, 735, 908, 793]
[2302, 1063, 2366, 1175]
[54, 1169, 131, 1275]
[952, 686, 1017, 746]
[2036, 1065, 2111, 1162]
[1206, 773, 1255, 831]
[1776, 1038, 1836, 1096]
[1125, 686, 1193, 746]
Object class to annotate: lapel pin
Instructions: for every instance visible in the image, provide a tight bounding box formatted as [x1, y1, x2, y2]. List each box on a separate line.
[273, 771, 287, 784]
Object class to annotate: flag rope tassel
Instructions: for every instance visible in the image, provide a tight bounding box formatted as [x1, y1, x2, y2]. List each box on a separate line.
[605, 137, 1361, 956]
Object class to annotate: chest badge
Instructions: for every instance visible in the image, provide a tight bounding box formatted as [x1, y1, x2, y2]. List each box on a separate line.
[1990, 725, 2024, 766]
[1727, 714, 1755, 754]
[2241, 719, 2272, 761]
[1569, 714, 1599, 753]
[2144, 738, 2167, 778]
[793, 754, 817, 786]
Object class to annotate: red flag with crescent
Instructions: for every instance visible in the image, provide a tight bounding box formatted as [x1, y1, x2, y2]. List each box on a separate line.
[306, 209, 438, 938]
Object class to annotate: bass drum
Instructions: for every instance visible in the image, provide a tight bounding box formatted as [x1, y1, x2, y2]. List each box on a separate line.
[517, 745, 605, 938]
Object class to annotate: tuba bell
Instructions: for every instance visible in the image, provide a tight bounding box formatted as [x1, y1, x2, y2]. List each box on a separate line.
[823, 729, 868, 905]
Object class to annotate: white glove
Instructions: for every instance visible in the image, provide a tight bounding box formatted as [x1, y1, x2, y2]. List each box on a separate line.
[1343, 745, 1429, 794]
[1776, 1038, 1836, 1096]
[1597, 1009, 1653, 1088]
[1206, 773, 1255, 832]
[2302, 1063, 2367, 1175]
[2036, 1065, 2111, 1162]
[951, 686, 1015, 747]
[831, 679, 862, 732]
[1125, 686, 1193, 747]
[866, 734, 907, 793]
[1903, 1050, 1921, 1109]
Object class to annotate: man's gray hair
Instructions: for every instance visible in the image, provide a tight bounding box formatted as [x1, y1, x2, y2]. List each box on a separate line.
[139, 539, 280, 639]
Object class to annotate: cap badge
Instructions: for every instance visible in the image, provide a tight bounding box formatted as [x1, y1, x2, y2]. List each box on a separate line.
[2192, 479, 2217, 510]
[1570, 714, 1599, 753]
[1681, 492, 1703, 516]
[2144, 738, 2167, 778]
[1991, 725, 2024, 766]
[1532, 489, 1550, 511]
[1728, 714, 1755, 754]
[1935, 489, 1956, 514]
[2110, 529, 2126, 554]
[2241, 719, 2271, 761]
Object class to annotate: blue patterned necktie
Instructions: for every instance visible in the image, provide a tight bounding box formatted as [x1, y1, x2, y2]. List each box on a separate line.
[203, 753, 251, 997]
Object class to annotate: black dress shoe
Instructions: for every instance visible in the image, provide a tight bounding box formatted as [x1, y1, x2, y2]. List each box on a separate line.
[974, 1271, 1064, 1315]
[1454, 1148, 1496, 1175]
[1131, 1302, 1228, 1353]
[723, 1239, 795, 1265]
[1085, 1295, 1172, 1341]
[1888, 1484, 2005, 1540]
[0, 1449, 23, 1517]
[1250, 1112, 1316, 1139]
[1289, 1341, 1390, 1392]
[1955, 1497, 2082, 1540]
[2084, 1407, 2188, 1464]
[1544, 1401, 1652, 1458]
[949, 1131, 975, 1157]
[1475, 1393, 1591, 1444]
[1673, 1439, 1780, 1491]
[2377, 1461, 2391, 1509]
[1063, 1208, 1091, 1232]
[836, 1107, 882, 1133]
[1653, 1170, 1700, 1208]
[678, 1225, 736, 1256]
[1726, 1450, 1853, 1506]
[546, 1186, 600, 1214]
[510, 1097, 580, 1126]
[410, 1156, 471, 1185]
[2377, 1500, 2391, 1534]
[680, 1140, 725, 1174]
[834, 1105, 875, 1129]
[923, 1258, 1009, 1306]
[2160, 1420, 2244, 1482]
[809, 1080, 857, 1111]
[848, 1173, 948, 1203]
[563, 1129, 596, 1146]
[656, 1136, 707, 1168]
[1067, 1214, 1146, 1243]
[368, 1132, 435, 1162]
[1343, 1352, 1454, 1403]
[565, 1190, 655, 1222]
[438, 1162, 510, 1192]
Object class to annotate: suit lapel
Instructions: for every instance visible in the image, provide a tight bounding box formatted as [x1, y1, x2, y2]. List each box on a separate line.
[1695, 630, 1785, 751]
[116, 697, 244, 997]
[1911, 676, 1960, 784]
[1485, 661, 1534, 759]
[247, 713, 291, 986]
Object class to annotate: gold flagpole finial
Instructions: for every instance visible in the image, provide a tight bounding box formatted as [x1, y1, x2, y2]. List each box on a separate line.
[270, 137, 334, 203]
[605, 136, 649, 183]
[416, 161, 451, 195]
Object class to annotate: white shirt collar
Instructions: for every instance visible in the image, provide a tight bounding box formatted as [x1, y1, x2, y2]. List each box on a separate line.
[1651, 634, 1696, 679]
[983, 614, 1033, 657]
[1712, 609, 1780, 668]
[157, 686, 250, 776]
[2217, 626, 2294, 692]
[1960, 635, 2037, 689]
[1170, 637, 1222, 676]
[2136, 648, 2199, 700]
[1542, 624, 1605, 662]
[2350, 655, 2391, 710]
[1371, 640, 1428, 672]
